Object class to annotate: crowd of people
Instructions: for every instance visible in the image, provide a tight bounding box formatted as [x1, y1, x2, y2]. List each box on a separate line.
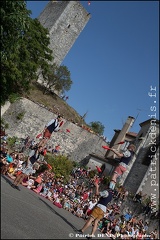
[0, 124, 159, 239]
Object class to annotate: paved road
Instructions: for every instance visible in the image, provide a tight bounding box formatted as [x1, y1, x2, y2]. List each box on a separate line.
[1, 175, 107, 240]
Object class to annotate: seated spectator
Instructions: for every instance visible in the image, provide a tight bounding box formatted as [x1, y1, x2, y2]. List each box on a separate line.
[0, 141, 8, 155]
[129, 215, 138, 225]
[150, 228, 158, 239]
[101, 222, 108, 234]
[7, 163, 17, 178]
[47, 146, 52, 153]
[46, 189, 53, 201]
[108, 211, 115, 222]
[105, 226, 112, 238]
[15, 153, 25, 170]
[33, 183, 43, 193]
[137, 218, 144, 229]
[75, 204, 84, 218]
[40, 185, 49, 197]
[82, 190, 89, 201]
[137, 229, 143, 239]
[116, 185, 124, 200]
[11, 163, 39, 190]
[121, 189, 129, 201]
[143, 221, 149, 233]
[112, 203, 120, 215]
[114, 223, 120, 235]
[143, 201, 152, 216]
[133, 191, 143, 203]
[97, 220, 103, 231]
[1, 134, 8, 141]
[124, 210, 132, 222]
[22, 178, 35, 189]
[85, 198, 97, 218]
[33, 174, 43, 188]
[52, 145, 60, 154]
[53, 196, 62, 208]
[1, 151, 14, 175]
[63, 198, 72, 211]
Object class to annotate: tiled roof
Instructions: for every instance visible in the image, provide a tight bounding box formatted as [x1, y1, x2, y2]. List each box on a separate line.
[126, 132, 137, 137]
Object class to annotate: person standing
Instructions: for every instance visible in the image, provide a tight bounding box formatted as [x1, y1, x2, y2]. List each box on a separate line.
[109, 144, 136, 190]
[26, 145, 43, 168]
[76, 182, 114, 239]
[38, 115, 63, 147]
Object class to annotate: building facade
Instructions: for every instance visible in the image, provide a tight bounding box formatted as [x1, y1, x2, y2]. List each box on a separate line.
[124, 118, 159, 207]
[86, 117, 159, 205]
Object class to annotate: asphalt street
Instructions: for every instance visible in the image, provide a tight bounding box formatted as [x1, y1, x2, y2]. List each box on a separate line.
[1, 175, 107, 240]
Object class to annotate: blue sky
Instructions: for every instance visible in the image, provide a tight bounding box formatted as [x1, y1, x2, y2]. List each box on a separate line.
[26, 1, 159, 141]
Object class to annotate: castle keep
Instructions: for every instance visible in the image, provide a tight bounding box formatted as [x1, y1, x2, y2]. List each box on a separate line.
[38, 1, 91, 66]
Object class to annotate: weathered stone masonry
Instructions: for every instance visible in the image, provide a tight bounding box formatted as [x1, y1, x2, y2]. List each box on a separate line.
[38, 1, 91, 66]
[1, 98, 107, 162]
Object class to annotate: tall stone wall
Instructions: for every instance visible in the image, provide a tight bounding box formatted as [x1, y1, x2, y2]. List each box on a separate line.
[38, 1, 91, 66]
[1, 98, 107, 162]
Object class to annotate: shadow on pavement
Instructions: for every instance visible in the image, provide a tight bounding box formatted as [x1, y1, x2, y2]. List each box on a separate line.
[39, 197, 78, 232]
[1, 174, 13, 186]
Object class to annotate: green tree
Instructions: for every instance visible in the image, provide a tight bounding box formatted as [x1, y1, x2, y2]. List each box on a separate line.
[1, 0, 31, 61]
[44, 154, 74, 182]
[41, 63, 72, 94]
[88, 121, 105, 135]
[1, 0, 73, 105]
[1, 1, 53, 104]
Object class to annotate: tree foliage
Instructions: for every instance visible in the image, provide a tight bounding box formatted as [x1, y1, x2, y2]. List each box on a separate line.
[1, 0, 72, 105]
[41, 63, 72, 95]
[88, 121, 105, 135]
[44, 154, 74, 182]
[1, 1, 31, 61]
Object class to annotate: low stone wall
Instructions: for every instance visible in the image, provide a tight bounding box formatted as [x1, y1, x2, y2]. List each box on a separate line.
[1, 101, 11, 116]
[1, 98, 107, 162]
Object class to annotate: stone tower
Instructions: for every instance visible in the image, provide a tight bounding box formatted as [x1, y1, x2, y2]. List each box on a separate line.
[38, 1, 91, 66]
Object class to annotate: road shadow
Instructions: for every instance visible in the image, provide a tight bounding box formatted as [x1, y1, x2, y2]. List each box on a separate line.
[1, 174, 13, 186]
[39, 197, 78, 232]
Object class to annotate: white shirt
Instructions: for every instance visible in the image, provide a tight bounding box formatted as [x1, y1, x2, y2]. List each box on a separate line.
[88, 200, 97, 210]
[123, 149, 131, 158]
[46, 119, 59, 132]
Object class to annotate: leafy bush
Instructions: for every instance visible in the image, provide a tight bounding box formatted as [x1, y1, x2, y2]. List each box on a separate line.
[16, 111, 25, 120]
[7, 136, 18, 148]
[101, 176, 111, 185]
[1, 119, 9, 129]
[44, 153, 74, 182]
[36, 164, 48, 175]
[89, 170, 97, 178]
[9, 93, 21, 103]
[4, 123, 9, 129]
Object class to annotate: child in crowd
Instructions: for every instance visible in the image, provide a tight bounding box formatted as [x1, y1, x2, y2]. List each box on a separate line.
[11, 163, 39, 190]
